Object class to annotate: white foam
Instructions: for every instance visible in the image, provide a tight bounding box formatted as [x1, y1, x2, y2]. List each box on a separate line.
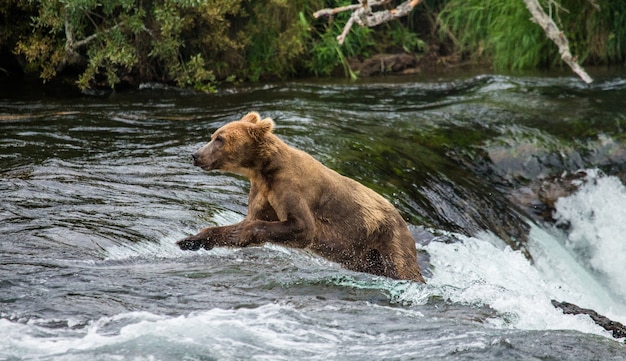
[0, 304, 425, 360]
[389, 172, 626, 337]
[420, 233, 615, 337]
[0, 311, 178, 358]
[95, 197, 626, 342]
[3, 227, 623, 360]
[553, 170, 626, 301]
[528, 224, 626, 323]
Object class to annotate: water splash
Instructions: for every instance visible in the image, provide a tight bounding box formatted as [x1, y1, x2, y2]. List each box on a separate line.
[420, 234, 613, 337]
[99, 214, 623, 340]
[553, 170, 626, 301]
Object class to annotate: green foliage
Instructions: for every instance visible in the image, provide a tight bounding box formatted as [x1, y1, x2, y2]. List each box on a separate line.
[558, 0, 626, 65]
[174, 54, 217, 93]
[438, 0, 551, 69]
[438, 0, 626, 70]
[3, 0, 625, 90]
[240, 0, 306, 81]
[12, 0, 233, 90]
[3, 0, 426, 88]
[301, 1, 376, 78]
[78, 27, 138, 89]
[15, 0, 146, 87]
[389, 24, 425, 53]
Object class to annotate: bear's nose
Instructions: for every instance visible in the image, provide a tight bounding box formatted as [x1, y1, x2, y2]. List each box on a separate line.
[191, 152, 198, 163]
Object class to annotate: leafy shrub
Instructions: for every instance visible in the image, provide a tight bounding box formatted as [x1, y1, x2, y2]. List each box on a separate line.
[4, 0, 624, 90]
[438, 0, 626, 70]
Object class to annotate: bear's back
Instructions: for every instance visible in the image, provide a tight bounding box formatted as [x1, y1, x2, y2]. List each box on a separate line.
[279, 145, 421, 280]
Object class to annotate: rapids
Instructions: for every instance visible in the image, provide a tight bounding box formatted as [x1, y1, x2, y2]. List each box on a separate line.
[1, 71, 626, 360]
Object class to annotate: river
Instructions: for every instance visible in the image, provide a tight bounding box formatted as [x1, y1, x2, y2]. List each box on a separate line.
[1, 71, 625, 360]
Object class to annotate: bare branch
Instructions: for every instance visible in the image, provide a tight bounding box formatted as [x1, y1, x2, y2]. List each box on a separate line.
[71, 31, 104, 50]
[64, 7, 123, 54]
[313, 4, 361, 18]
[64, 8, 75, 53]
[60, 7, 124, 72]
[523, 0, 593, 83]
[314, 0, 422, 45]
[359, 0, 421, 28]
[337, 15, 356, 44]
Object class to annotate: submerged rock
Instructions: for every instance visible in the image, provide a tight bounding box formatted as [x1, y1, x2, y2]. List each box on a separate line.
[508, 171, 589, 223]
[552, 300, 626, 341]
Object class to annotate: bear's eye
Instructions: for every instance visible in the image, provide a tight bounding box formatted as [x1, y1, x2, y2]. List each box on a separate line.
[214, 135, 224, 143]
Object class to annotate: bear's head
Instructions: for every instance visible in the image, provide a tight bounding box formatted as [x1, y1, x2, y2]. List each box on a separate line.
[191, 112, 275, 176]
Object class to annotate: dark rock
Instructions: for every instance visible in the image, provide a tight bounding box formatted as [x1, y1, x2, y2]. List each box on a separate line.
[355, 53, 417, 76]
[552, 300, 626, 340]
[535, 171, 588, 220]
[508, 171, 589, 223]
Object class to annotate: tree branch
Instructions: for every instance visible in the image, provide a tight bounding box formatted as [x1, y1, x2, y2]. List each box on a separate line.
[523, 0, 593, 83]
[314, 0, 422, 45]
[337, 15, 356, 45]
[64, 7, 124, 54]
[312, 4, 361, 18]
[60, 7, 124, 72]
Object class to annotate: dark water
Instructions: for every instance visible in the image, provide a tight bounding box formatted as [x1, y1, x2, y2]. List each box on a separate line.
[1, 72, 626, 360]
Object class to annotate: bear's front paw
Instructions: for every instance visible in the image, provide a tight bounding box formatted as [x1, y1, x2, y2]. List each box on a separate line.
[176, 237, 202, 251]
[176, 236, 213, 251]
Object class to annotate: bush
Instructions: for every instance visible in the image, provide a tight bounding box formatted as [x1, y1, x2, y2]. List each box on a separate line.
[438, 0, 626, 70]
[4, 0, 623, 90]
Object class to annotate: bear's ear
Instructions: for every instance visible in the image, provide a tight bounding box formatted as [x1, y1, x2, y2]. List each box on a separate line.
[249, 117, 275, 139]
[258, 117, 275, 134]
[240, 112, 261, 124]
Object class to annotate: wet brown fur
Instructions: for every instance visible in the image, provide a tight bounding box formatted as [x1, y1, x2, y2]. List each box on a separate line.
[177, 112, 425, 283]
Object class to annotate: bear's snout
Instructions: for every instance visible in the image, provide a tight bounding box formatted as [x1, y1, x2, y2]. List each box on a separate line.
[191, 151, 208, 168]
[191, 148, 216, 170]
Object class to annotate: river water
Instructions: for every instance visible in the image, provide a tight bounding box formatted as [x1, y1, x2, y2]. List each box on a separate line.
[1, 72, 626, 360]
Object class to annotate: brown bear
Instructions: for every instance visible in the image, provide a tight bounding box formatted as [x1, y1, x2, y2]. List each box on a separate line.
[177, 112, 425, 283]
